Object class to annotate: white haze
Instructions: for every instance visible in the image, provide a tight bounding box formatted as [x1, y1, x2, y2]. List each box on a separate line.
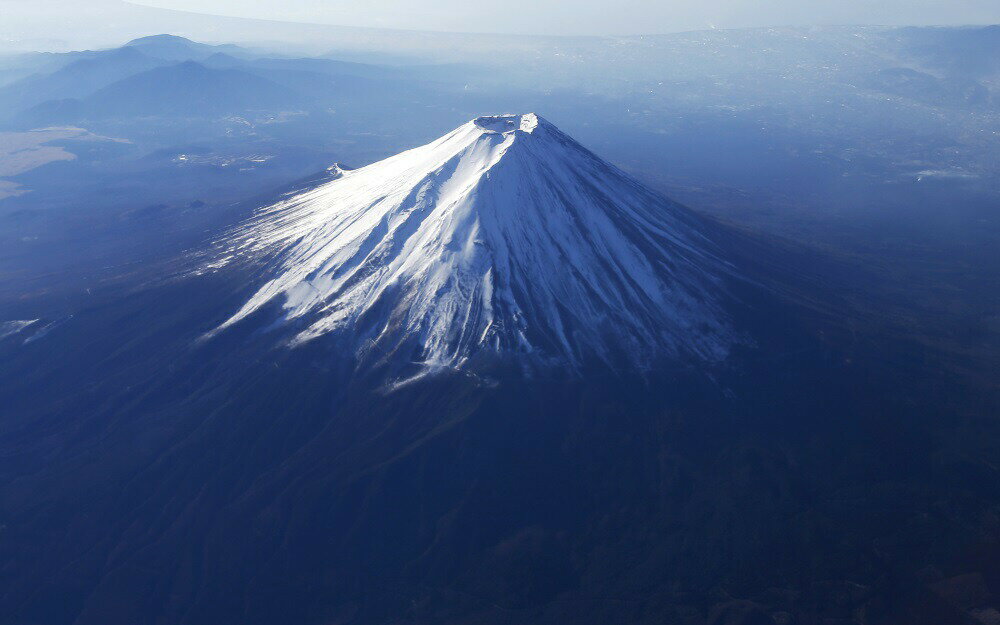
[125, 0, 1000, 36]
[0, 0, 997, 53]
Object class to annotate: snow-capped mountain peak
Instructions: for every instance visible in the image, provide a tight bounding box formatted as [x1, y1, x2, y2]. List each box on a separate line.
[208, 113, 737, 373]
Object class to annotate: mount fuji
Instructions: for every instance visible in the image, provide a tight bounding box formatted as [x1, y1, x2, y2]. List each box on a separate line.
[207, 113, 739, 374]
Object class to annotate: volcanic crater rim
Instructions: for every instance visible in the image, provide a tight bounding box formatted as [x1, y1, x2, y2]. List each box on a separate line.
[473, 113, 539, 134]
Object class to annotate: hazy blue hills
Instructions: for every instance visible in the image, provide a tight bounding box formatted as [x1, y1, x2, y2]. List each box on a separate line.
[10, 61, 300, 124]
[0, 34, 256, 93]
[867, 66, 993, 108]
[0, 47, 165, 114]
[235, 55, 398, 79]
[90, 61, 302, 116]
[899, 24, 1000, 79]
[0, 36, 418, 127]
[123, 33, 255, 62]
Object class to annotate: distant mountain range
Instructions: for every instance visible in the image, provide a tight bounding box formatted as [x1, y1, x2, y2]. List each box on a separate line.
[0, 35, 412, 127]
[0, 47, 164, 112]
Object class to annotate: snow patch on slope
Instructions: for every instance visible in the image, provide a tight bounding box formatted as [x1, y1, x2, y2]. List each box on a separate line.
[0, 319, 38, 340]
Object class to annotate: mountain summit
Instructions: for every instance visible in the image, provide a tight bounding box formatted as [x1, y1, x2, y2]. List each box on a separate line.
[209, 113, 738, 373]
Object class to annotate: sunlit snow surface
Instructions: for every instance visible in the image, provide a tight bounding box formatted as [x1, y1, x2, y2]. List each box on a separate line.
[209, 114, 737, 372]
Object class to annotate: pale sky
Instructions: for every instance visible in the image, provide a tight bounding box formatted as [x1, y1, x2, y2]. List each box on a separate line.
[126, 0, 1000, 35]
[1, 0, 998, 53]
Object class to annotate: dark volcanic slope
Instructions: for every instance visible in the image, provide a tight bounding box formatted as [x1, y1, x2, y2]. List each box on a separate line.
[1, 237, 996, 625]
